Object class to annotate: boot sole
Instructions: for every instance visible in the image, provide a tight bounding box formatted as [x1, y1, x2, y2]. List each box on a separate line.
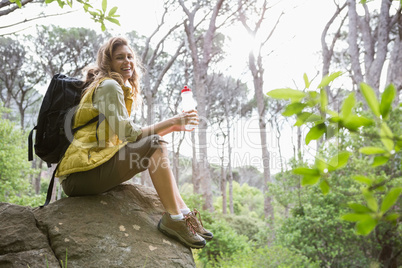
[158, 220, 206, 249]
[200, 233, 213, 241]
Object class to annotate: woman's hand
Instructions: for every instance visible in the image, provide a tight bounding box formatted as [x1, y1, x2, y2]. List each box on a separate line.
[139, 110, 199, 138]
[171, 109, 199, 132]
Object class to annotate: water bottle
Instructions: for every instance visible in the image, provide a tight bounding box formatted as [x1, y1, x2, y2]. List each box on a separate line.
[181, 86, 197, 130]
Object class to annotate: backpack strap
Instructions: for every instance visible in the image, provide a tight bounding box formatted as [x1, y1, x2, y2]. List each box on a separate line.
[28, 126, 37, 161]
[72, 114, 101, 133]
[95, 113, 106, 142]
[40, 162, 59, 208]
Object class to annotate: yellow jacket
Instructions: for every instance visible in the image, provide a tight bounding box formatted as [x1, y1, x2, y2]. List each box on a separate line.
[56, 78, 139, 178]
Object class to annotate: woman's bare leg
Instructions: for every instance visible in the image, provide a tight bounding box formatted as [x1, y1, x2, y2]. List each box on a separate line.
[148, 143, 187, 215]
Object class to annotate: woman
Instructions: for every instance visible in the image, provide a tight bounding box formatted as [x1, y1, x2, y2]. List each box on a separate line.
[55, 36, 213, 249]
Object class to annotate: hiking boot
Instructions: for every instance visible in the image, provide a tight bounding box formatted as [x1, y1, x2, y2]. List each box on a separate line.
[157, 213, 206, 249]
[186, 209, 214, 241]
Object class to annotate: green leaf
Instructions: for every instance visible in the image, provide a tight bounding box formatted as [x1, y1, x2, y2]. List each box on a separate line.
[320, 180, 330, 195]
[108, 6, 118, 16]
[341, 92, 355, 119]
[327, 110, 339, 118]
[45, 0, 56, 3]
[348, 203, 372, 213]
[267, 88, 306, 101]
[301, 175, 320, 186]
[342, 213, 371, 222]
[328, 151, 350, 171]
[102, 0, 107, 12]
[293, 167, 320, 176]
[329, 116, 342, 123]
[342, 115, 373, 131]
[360, 83, 381, 117]
[315, 158, 327, 173]
[106, 17, 120, 25]
[363, 191, 378, 212]
[397, 135, 402, 146]
[56, 0, 65, 8]
[304, 114, 322, 123]
[380, 187, 402, 213]
[385, 213, 400, 223]
[303, 73, 310, 89]
[318, 71, 342, 88]
[380, 122, 394, 151]
[16, 0, 22, 8]
[294, 112, 322, 126]
[359, 147, 387, 155]
[305, 123, 326, 145]
[282, 103, 307, 116]
[89, 10, 98, 17]
[356, 218, 377, 235]
[101, 22, 106, 31]
[380, 84, 396, 119]
[371, 155, 389, 167]
[84, 3, 93, 9]
[320, 88, 328, 112]
[352, 175, 372, 186]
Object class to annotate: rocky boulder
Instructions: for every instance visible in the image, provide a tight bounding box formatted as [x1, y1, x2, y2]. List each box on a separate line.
[0, 184, 196, 267]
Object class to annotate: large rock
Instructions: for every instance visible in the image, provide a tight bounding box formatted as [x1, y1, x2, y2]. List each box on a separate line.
[0, 204, 60, 267]
[0, 184, 196, 268]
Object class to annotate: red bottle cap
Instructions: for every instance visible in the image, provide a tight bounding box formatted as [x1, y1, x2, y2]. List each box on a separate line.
[181, 85, 191, 93]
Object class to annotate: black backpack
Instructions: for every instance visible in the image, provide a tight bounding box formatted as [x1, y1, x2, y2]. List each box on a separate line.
[28, 73, 100, 207]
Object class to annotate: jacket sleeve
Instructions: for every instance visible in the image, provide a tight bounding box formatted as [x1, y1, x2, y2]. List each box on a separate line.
[93, 79, 142, 142]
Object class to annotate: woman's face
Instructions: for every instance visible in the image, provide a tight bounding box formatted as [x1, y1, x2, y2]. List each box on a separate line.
[110, 45, 135, 84]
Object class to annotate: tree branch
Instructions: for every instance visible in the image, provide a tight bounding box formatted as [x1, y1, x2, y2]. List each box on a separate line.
[152, 41, 185, 94]
[0, 0, 35, 17]
[0, 9, 77, 29]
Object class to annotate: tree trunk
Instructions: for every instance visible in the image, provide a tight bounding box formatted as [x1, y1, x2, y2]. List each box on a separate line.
[348, 0, 364, 92]
[34, 159, 43, 194]
[271, 115, 284, 172]
[172, 131, 186, 186]
[180, 0, 225, 212]
[223, 95, 234, 214]
[220, 137, 227, 214]
[196, 79, 213, 211]
[386, 12, 402, 105]
[365, 0, 391, 92]
[191, 130, 200, 194]
[227, 120, 234, 214]
[249, 51, 274, 225]
[237, 0, 280, 230]
[321, 2, 347, 108]
[172, 132, 180, 186]
[348, 0, 393, 96]
[297, 126, 302, 161]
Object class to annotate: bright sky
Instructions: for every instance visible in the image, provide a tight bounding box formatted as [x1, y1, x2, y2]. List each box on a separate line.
[1, 0, 338, 174]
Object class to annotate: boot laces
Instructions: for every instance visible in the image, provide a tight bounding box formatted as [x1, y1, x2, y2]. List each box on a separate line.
[184, 215, 198, 235]
[191, 208, 204, 227]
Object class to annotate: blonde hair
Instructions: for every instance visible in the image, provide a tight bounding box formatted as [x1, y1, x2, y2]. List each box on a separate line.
[82, 36, 143, 105]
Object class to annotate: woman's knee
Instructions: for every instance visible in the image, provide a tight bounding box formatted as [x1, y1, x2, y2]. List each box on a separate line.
[150, 135, 168, 157]
[149, 137, 170, 168]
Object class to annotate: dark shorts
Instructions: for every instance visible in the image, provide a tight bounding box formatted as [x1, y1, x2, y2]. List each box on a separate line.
[61, 135, 163, 196]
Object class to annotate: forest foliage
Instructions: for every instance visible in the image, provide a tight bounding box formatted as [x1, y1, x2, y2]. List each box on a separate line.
[268, 73, 402, 236]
